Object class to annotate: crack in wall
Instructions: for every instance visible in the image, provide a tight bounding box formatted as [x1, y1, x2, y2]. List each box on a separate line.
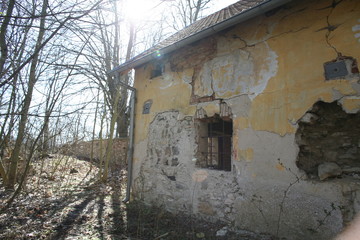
[132, 1, 360, 238]
[229, 19, 309, 51]
[317, 0, 344, 10]
[260, 26, 310, 45]
[323, 0, 344, 56]
[231, 35, 255, 49]
[279, 7, 307, 22]
[325, 15, 341, 56]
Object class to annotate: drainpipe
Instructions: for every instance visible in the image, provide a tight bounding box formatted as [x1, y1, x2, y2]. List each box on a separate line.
[110, 73, 136, 203]
[123, 88, 135, 202]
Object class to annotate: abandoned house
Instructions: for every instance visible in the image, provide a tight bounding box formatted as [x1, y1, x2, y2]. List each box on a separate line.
[110, 0, 360, 239]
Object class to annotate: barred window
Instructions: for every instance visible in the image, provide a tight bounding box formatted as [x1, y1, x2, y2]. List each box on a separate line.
[196, 116, 232, 171]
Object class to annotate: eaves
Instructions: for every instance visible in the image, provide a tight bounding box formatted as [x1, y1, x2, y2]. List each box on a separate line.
[108, 0, 292, 76]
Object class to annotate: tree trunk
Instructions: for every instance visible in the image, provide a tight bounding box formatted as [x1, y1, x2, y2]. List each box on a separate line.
[102, 89, 121, 182]
[116, 73, 130, 138]
[41, 111, 50, 155]
[0, 0, 15, 78]
[116, 23, 135, 137]
[6, 0, 48, 189]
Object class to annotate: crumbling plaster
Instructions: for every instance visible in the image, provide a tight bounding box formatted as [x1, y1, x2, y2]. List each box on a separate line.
[194, 42, 278, 100]
[131, 0, 360, 239]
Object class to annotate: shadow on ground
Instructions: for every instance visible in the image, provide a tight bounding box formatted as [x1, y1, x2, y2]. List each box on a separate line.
[0, 156, 274, 240]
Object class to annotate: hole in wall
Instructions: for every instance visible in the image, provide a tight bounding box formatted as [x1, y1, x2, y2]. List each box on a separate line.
[296, 101, 360, 180]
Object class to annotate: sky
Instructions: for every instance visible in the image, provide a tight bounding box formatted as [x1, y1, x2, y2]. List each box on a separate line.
[124, 0, 239, 24]
[121, 0, 240, 55]
[207, 0, 240, 13]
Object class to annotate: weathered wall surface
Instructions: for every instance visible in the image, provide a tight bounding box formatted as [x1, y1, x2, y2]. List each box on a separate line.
[131, 0, 360, 239]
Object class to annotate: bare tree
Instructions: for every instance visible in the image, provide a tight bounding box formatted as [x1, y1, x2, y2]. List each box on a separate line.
[168, 0, 212, 31]
[0, 0, 215, 190]
[0, 0, 15, 78]
[72, 0, 136, 139]
[6, 0, 50, 189]
[0, 0, 104, 189]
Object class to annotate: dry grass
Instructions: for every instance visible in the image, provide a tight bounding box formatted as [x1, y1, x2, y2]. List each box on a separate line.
[0, 155, 274, 240]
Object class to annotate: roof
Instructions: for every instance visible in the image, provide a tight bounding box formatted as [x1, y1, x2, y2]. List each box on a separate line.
[109, 0, 290, 75]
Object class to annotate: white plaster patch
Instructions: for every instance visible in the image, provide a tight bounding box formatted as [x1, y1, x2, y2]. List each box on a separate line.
[196, 100, 220, 109]
[199, 42, 278, 100]
[211, 50, 251, 97]
[194, 61, 214, 97]
[182, 74, 192, 84]
[339, 96, 360, 113]
[352, 19, 360, 43]
[181, 69, 194, 84]
[236, 128, 300, 181]
[224, 96, 251, 118]
[250, 46, 278, 100]
[159, 73, 176, 89]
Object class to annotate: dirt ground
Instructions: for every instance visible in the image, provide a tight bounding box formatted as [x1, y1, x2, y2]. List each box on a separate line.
[0, 156, 274, 240]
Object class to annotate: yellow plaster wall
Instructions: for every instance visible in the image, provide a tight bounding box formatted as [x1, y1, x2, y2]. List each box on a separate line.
[130, 2, 360, 237]
[237, 0, 359, 135]
[341, 97, 360, 112]
[133, 0, 360, 143]
[225, 0, 360, 136]
[133, 65, 195, 143]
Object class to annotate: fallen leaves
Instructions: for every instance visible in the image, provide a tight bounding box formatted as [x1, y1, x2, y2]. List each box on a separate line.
[0, 155, 272, 240]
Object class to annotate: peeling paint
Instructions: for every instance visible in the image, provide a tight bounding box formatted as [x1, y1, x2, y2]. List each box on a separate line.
[196, 101, 220, 118]
[339, 96, 360, 113]
[181, 68, 194, 84]
[352, 19, 360, 42]
[238, 148, 254, 162]
[194, 61, 214, 97]
[159, 73, 176, 89]
[194, 43, 278, 100]
[224, 95, 251, 118]
[131, 0, 360, 239]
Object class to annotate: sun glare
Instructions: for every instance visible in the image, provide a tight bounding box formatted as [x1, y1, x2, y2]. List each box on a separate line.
[125, 0, 158, 23]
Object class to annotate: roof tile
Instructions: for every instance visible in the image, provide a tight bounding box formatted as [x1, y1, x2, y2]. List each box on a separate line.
[118, 0, 268, 71]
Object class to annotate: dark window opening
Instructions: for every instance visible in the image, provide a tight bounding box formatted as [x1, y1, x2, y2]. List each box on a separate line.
[151, 63, 164, 78]
[143, 100, 152, 114]
[196, 116, 232, 171]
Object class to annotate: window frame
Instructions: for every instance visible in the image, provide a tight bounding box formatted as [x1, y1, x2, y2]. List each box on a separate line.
[196, 116, 233, 171]
[150, 62, 164, 79]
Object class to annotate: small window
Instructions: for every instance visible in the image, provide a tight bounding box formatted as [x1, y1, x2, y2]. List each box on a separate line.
[150, 63, 164, 78]
[143, 100, 152, 114]
[196, 116, 232, 171]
